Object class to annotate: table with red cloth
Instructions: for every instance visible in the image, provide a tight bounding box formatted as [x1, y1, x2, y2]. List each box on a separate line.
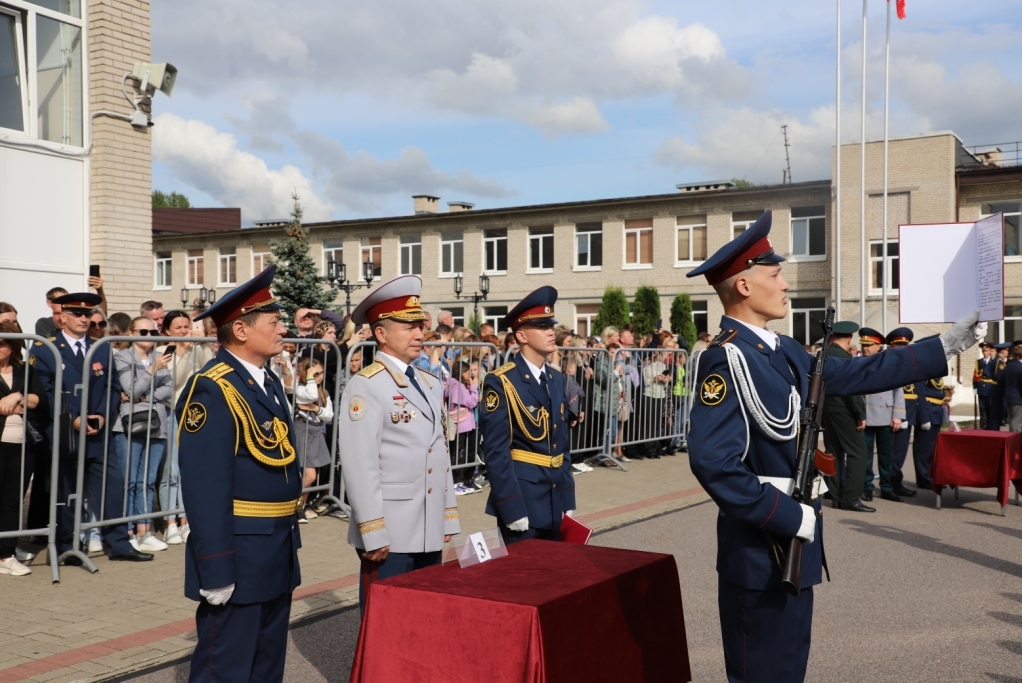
[349, 539, 690, 683]
[931, 429, 1022, 512]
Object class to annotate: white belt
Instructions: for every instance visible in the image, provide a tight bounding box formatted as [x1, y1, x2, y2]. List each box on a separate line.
[758, 475, 828, 500]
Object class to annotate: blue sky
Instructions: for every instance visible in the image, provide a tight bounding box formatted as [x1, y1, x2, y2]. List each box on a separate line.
[150, 0, 1022, 223]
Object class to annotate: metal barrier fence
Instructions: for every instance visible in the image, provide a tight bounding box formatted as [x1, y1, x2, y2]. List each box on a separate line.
[0, 333, 63, 583]
[66, 336, 346, 572]
[679, 350, 704, 450]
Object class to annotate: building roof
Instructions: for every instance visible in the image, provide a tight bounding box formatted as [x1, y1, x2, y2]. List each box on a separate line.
[152, 208, 242, 234]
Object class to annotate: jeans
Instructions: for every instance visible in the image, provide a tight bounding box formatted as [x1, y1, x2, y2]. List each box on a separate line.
[0, 442, 33, 558]
[116, 433, 166, 527]
[602, 412, 618, 455]
[158, 413, 184, 521]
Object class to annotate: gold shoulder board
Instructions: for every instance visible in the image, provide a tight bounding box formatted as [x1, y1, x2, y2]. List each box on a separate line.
[492, 362, 516, 376]
[357, 361, 385, 378]
[200, 362, 233, 381]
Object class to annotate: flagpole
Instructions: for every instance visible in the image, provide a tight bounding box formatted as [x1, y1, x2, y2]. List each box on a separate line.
[860, 0, 867, 328]
[882, 0, 891, 333]
[835, 0, 843, 321]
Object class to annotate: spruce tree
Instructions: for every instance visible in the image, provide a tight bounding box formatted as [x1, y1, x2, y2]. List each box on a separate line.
[593, 286, 629, 335]
[269, 192, 339, 328]
[631, 285, 661, 337]
[670, 293, 698, 349]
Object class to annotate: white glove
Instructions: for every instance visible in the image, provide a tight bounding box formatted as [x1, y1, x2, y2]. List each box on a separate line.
[795, 504, 816, 544]
[508, 516, 529, 532]
[921, 422, 931, 431]
[199, 584, 235, 605]
[564, 510, 575, 518]
[941, 309, 987, 360]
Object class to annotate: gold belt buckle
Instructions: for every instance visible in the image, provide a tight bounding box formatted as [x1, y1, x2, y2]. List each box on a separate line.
[551, 455, 564, 468]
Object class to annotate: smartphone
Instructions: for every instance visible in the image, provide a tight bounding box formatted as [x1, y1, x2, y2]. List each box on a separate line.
[89, 264, 100, 278]
[657, 318, 663, 330]
[163, 344, 176, 356]
[192, 319, 203, 335]
[86, 416, 101, 430]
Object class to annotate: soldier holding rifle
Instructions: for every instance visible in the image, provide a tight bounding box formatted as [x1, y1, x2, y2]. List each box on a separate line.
[685, 211, 985, 683]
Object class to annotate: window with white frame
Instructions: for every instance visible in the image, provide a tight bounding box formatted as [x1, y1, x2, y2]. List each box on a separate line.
[676, 215, 707, 264]
[868, 240, 900, 294]
[440, 231, 463, 276]
[575, 304, 600, 338]
[0, 2, 85, 146]
[982, 201, 1022, 257]
[731, 210, 763, 239]
[399, 233, 422, 275]
[791, 298, 827, 346]
[691, 300, 708, 335]
[252, 245, 271, 275]
[624, 218, 653, 267]
[361, 236, 381, 280]
[483, 305, 508, 333]
[187, 249, 204, 287]
[322, 239, 342, 275]
[218, 247, 237, 285]
[448, 307, 465, 328]
[790, 206, 826, 258]
[575, 222, 602, 269]
[484, 229, 507, 273]
[985, 305, 1022, 345]
[528, 226, 554, 271]
[154, 252, 172, 289]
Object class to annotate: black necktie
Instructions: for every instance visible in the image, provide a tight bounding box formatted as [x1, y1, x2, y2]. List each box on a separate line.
[405, 366, 426, 401]
[74, 341, 84, 358]
[539, 371, 551, 404]
[263, 372, 274, 394]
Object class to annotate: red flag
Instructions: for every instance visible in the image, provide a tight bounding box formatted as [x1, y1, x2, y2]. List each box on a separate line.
[895, 0, 906, 19]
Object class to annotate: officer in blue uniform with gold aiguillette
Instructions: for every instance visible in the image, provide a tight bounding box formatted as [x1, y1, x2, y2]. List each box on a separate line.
[479, 286, 575, 543]
[176, 265, 302, 683]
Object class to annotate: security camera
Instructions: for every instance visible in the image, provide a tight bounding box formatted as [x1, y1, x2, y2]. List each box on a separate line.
[130, 62, 177, 97]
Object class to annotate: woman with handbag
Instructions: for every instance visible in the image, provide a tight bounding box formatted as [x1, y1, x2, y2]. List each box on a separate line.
[114, 316, 173, 552]
[0, 323, 45, 575]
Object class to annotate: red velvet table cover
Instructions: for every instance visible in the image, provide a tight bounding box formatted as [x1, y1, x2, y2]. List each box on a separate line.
[931, 429, 1022, 506]
[349, 539, 690, 683]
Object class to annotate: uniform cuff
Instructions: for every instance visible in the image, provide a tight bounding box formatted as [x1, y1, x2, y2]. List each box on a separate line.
[796, 504, 816, 543]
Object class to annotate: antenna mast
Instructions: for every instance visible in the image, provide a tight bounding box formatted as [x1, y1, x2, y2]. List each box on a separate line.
[782, 124, 792, 184]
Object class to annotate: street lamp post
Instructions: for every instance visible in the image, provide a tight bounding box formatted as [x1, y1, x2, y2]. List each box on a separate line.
[180, 285, 217, 311]
[326, 260, 376, 315]
[454, 273, 490, 333]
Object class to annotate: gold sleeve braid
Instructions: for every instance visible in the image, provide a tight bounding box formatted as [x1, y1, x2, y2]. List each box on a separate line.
[497, 373, 549, 443]
[177, 363, 296, 467]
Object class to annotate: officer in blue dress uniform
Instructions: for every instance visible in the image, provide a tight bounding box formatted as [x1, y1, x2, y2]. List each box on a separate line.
[974, 342, 997, 429]
[911, 370, 946, 491]
[479, 286, 575, 543]
[176, 265, 302, 683]
[30, 293, 152, 565]
[993, 343, 1011, 429]
[887, 328, 923, 497]
[685, 211, 985, 683]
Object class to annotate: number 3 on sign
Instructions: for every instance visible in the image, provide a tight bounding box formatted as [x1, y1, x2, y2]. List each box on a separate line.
[468, 532, 491, 563]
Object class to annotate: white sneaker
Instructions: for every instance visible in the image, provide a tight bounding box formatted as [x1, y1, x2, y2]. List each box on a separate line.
[0, 556, 32, 576]
[572, 464, 586, 474]
[15, 547, 35, 563]
[165, 523, 183, 545]
[138, 534, 169, 552]
[180, 525, 191, 543]
[581, 463, 594, 473]
[88, 539, 103, 554]
[129, 536, 139, 551]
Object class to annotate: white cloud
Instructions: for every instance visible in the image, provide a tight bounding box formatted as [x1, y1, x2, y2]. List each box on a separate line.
[521, 98, 609, 137]
[613, 18, 724, 89]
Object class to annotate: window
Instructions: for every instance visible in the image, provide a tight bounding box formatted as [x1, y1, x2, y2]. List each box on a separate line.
[732, 210, 763, 240]
[361, 236, 381, 280]
[36, 14, 82, 145]
[440, 231, 463, 276]
[676, 215, 707, 264]
[187, 249, 204, 287]
[575, 304, 600, 338]
[154, 252, 172, 289]
[322, 240, 342, 275]
[0, 9, 27, 133]
[575, 222, 603, 269]
[528, 226, 554, 272]
[483, 306, 508, 333]
[691, 300, 708, 335]
[218, 247, 237, 285]
[484, 229, 507, 273]
[791, 298, 827, 347]
[982, 202, 1022, 257]
[400, 234, 422, 275]
[985, 305, 1022, 345]
[790, 206, 826, 258]
[624, 218, 653, 267]
[448, 307, 465, 328]
[868, 240, 900, 294]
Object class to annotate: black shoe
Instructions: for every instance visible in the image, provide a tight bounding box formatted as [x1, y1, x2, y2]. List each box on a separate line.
[823, 491, 835, 501]
[840, 501, 876, 513]
[880, 491, 904, 502]
[861, 491, 873, 501]
[28, 535, 47, 546]
[62, 555, 83, 566]
[109, 548, 154, 562]
[916, 480, 933, 490]
[892, 485, 917, 497]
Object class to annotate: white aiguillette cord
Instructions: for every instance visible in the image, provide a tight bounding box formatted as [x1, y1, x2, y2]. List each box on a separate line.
[722, 343, 800, 461]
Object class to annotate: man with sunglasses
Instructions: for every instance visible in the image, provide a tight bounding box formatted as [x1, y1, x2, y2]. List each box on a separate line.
[30, 293, 153, 566]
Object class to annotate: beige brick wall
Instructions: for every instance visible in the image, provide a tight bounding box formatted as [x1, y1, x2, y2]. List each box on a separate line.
[89, 0, 153, 314]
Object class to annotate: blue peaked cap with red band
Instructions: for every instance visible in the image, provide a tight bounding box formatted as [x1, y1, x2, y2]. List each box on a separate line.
[686, 210, 785, 285]
[194, 264, 284, 328]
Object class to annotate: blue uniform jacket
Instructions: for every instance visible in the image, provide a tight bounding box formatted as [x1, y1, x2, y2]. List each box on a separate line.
[176, 349, 302, 604]
[917, 378, 946, 424]
[688, 317, 947, 591]
[1003, 360, 1022, 406]
[901, 380, 921, 425]
[480, 353, 575, 531]
[975, 358, 997, 398]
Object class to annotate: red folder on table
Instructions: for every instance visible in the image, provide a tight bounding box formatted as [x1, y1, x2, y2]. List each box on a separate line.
[560, 514, 593, 545]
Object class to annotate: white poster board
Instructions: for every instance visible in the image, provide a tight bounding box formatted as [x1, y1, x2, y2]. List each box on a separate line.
[898, 214, 1004, 324]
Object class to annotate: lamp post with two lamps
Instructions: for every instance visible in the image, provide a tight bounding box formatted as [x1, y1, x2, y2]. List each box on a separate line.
[180, 286, 216, 312]
[326, 260, 377, 315]
[454, 273, 490, 333]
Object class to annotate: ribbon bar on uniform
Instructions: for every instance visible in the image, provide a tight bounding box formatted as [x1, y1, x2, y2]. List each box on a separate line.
[511, 449, 564, 469]
[233, 498, 302, 518]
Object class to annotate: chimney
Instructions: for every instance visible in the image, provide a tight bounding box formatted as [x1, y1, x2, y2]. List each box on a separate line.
[448, 201, 474, 213]
[413, 195, 440, 214]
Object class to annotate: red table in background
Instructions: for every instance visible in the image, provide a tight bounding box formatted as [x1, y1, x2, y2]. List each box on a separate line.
[931, 429, 1022, 514]
[349, 539, 690, 683]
